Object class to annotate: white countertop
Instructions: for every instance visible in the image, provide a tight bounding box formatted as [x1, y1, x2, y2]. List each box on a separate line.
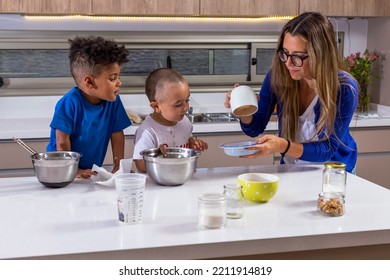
[2, 113, 390, 140]
[1, 164, 390, 260]
[0, 92, 265, 139]
[0, 116, 260, 139]
[1, 93, 390, 140]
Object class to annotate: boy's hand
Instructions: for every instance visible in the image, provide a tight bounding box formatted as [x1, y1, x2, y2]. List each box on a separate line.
[77, 169, 96, 179]
[190, 138, 208, 151]
[158, 144, 168, 157]
[111, 165, 120, 174]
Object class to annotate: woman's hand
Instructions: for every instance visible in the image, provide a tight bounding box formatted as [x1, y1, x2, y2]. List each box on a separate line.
[224, 83, 254, 124]
[224, 83, 240, 109]
[241, 135, 288, 158]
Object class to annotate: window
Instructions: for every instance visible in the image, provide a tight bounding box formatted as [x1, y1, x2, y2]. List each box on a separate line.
[0, 49, 69, 78]
[0, 31, 278, 95]
[0, 31, 343, 96]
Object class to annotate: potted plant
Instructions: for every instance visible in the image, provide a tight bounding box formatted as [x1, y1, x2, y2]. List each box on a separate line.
[344, 49, 381, 113]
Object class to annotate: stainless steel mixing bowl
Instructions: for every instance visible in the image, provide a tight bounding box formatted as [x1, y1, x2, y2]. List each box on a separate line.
[31, 151, 81, 188]
[140, 147, 200, 186]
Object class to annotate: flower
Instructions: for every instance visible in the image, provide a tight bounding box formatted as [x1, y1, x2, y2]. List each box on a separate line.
[345, 49, 380, 84]
[344, 49, 381, 112]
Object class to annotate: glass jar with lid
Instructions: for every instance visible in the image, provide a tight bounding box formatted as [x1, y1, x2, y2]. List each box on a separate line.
[198, 193, 227, 228]
[317, 192, 345, 216]
[322, 161, 347, 196]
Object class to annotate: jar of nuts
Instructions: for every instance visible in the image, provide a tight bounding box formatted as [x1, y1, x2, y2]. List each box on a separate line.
[317, 192, 345, 217]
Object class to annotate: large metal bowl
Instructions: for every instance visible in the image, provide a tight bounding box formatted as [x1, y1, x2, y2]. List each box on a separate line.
[31, 151, 81, 188]
[140, 147, 200, 186]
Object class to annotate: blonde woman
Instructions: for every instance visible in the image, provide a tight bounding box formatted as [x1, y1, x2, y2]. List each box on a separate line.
[225, 12, 358, 173]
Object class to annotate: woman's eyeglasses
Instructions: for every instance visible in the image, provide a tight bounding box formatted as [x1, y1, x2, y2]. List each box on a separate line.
[277, 50, 309, 67]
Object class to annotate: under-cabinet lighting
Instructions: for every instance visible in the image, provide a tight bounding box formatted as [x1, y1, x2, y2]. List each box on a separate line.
[23, 15, 294, 22]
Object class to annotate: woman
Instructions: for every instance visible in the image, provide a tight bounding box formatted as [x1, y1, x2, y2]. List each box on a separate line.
[225, 12, 358, 173]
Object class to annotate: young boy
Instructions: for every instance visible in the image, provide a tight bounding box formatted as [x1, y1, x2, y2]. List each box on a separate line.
[133, 68, 208, 173]
[47, 36, 131, 179]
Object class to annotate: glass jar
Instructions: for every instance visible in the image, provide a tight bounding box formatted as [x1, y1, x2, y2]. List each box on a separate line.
[322, 161, 347, 197]
[223, 184, 244, 219]
[198, 193, 227, 228]
[317, 192, 345, 216]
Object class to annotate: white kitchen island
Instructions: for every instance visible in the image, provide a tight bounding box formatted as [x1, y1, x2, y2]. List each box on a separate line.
[1, 164, 390, 260]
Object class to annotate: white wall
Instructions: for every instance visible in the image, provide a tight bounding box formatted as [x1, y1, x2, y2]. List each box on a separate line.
[367, 18, 390, 106]
[330, 18, 368, 57]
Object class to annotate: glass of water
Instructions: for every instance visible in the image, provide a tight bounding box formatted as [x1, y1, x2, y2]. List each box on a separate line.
[223, 184, 244, 219]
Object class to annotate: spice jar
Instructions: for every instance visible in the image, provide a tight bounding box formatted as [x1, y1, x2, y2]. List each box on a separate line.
[198, 193, 227, 228]
[322, 161, 347, 196]
[317, 192, 345, 216]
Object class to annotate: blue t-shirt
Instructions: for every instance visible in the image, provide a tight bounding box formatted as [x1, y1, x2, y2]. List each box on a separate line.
[47, 87, 131, 169]
[241, 71, 358, 172]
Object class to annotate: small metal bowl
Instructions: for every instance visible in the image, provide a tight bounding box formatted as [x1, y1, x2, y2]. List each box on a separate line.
[31, 151, 81, 188]
[140, 147, 200, 186]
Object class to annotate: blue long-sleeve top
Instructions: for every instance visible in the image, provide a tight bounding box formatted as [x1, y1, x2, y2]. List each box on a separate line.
[241, 71, 358, 172]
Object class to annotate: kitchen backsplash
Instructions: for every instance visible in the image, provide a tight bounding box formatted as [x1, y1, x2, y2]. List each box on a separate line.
[0, 48, 255, 79]
[0, 92, 229, 119]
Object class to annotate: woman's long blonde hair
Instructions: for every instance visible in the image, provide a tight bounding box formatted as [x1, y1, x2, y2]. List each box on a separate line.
[271, 12, 349, 142]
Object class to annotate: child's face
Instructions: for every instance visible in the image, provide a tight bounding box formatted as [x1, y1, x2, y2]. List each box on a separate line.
[85, 63, 122, 103]
[154, 81, 190, 124]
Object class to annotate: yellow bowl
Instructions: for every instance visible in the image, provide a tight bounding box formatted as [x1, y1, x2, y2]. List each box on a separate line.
[238, 173, 279, 203]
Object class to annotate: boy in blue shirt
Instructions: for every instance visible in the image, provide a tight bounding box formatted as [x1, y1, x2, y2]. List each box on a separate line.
[47, 36, 131, 178]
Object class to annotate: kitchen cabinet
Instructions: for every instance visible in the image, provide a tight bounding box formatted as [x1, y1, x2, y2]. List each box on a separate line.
[19, 0, 91, 14]
[3, 126, 390, 190]
[114, 133, 274, 171]
[300, 0, 390, 17]
[0, 0, 20, 12]
[200, 127, 390, 189]
[0, 139, 48, 177]
[2, 0, 389, 17]
[194, 133, 274, 168]
[92, 0, 199, 16]
[0, 0, 91, 14]
[0, 138, 134, 177]
[199, 0, 299, 17]
[352, 127, 390, 189]
[0, 132, 274, 177]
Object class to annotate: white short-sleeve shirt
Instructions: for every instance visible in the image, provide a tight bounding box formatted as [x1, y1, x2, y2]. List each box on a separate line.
[132, 115, 193, 159]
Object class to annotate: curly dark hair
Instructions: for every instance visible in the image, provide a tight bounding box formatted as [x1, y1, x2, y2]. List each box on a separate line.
[68, 36, 129, 83]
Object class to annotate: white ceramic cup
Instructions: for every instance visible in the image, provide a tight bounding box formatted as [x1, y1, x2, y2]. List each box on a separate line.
[115, 173, 146, 224]
[230, 85, 258, 117]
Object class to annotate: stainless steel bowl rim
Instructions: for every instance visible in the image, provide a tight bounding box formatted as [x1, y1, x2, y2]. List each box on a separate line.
[140, 147, 199, 186]
[30, 151, 82, 161]
[31, 151, 81, 188]
[144, 157, 198, 164]
[140, 147, 200, 160]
